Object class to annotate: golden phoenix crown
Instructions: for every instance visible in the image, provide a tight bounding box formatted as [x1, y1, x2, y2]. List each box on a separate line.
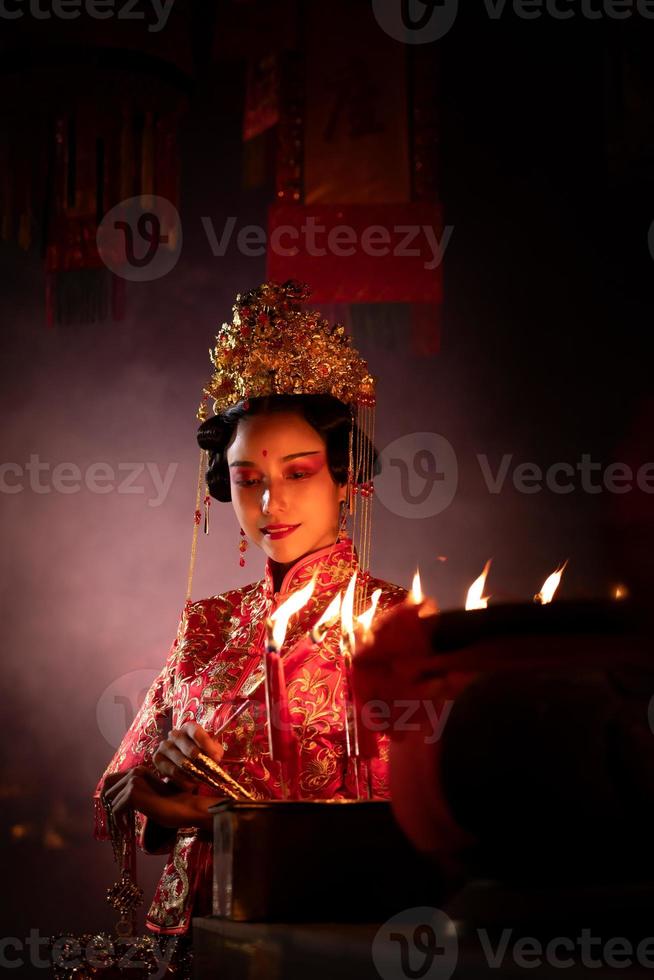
[198, 280, 376, 418]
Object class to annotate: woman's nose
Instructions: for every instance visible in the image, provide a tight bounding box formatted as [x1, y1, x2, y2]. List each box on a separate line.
[260, 481, 288, 516]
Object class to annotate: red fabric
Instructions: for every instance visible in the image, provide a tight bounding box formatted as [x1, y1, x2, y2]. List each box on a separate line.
[93, 538, 407, 934]
[267, 202, 445, 303]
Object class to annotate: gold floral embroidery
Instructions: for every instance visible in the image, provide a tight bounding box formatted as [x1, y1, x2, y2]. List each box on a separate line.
[299, 744, 342, 792]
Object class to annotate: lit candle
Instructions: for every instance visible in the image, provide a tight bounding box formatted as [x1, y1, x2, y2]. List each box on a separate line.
[263, 646, 300, 799]
[262, 575, 317, 797]
[340, 572, 364, 797]
[466, 560, 492, 610]
[534, 560, 568, 604]
[408, 568, 439, 618]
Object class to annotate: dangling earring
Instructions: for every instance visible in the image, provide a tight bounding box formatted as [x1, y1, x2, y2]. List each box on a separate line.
[238, 527, 248, 567]
[337, 499, 348, 543]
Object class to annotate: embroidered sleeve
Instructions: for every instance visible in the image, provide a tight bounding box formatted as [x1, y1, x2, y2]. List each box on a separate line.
[92, 602, 197, 851]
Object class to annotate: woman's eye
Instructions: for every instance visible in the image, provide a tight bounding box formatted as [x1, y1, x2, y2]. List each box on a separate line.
[234, 470, 311, 486]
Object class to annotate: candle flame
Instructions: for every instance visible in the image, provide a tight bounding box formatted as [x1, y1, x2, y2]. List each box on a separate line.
[340, 571, 357, 641]
[534, 560, 568, 605]
[270, 573, 317, 648]
[613, 584, 628, 600]
[314, 591, 342, 634]
[356, 588, 382, 637]
[410, 569, 423, 604]
[466, 559, 492, 610]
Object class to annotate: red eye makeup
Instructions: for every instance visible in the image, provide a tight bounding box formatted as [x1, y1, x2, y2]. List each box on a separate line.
[283, 453, 326, 478]
[230, 467, 261, 485]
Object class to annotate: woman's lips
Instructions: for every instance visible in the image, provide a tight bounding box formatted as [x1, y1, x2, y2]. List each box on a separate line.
[262, 524, 300, 540]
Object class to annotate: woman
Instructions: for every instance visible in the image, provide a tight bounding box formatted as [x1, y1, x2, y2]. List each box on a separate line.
[93, 281, 407, 937]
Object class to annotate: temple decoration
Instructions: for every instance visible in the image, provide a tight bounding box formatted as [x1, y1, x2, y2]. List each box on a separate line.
[1, 18, 191, 325]
[241, 0, 442, 348]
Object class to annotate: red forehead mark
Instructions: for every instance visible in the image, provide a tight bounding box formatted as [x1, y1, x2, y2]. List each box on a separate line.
[262, 449, 268, 457]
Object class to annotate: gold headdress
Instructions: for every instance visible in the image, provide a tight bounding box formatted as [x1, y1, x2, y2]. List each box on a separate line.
[186, 280, 377, 615]
[202, 280, 375, 411]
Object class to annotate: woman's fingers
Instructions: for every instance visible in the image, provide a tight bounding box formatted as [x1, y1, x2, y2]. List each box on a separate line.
[151, 723, 224, 788]
[169, 728, 202, 760]
[107, 775, 141, 835]
[152, 739, 198, 790]
[109, 789, 132, 835]
[179, 721, 225, 762]
[101, 766, 147, 822]
[102, 770, 129, 807]
[102, 770, 127, 795]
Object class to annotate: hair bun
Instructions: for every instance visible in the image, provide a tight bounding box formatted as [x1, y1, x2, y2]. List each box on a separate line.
[196, 416, 224, 451]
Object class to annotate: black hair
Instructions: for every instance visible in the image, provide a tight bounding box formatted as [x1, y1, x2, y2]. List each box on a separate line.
[196, 394, 380, 503]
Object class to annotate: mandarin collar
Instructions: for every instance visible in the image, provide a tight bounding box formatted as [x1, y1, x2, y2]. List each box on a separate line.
[263, 537, 358, 601]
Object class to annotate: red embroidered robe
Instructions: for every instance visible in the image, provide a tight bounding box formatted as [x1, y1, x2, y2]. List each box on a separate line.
[93, 539, 406, 935]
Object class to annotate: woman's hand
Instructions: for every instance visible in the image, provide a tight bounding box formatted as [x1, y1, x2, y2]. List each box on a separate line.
[152, 721, 225, 791]
[101, 764, 222, 834]
[101, 765, 181, 833]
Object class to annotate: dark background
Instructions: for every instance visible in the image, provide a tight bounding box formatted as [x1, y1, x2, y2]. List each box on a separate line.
[0, 0, 652, 970]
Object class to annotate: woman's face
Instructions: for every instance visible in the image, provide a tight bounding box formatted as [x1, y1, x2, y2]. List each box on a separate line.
[226, 411, 347, 566]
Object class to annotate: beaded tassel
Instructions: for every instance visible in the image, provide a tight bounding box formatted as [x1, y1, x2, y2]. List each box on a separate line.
[239, 527, 248, 567]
